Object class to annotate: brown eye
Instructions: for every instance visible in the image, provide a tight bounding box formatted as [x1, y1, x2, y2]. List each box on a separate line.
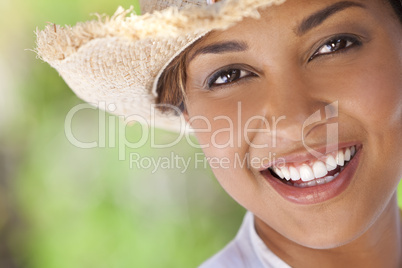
[216, 69, 240, 83]
[309, 35, 362, 61]
[320, 39, 350, 53]
[208, 69, 253, 88]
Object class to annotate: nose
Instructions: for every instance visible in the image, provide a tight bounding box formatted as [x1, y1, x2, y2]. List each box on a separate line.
[259, 71, 335, 149]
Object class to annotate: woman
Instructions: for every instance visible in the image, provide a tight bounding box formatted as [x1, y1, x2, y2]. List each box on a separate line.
[37, 0, 402, 267]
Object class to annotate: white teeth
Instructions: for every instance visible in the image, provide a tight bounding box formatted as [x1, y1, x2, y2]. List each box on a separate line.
[344, 148, 351, 161]
[289, 166, 300, 181]
[324, 175, 335, 183]
[306, 180, 317, 187]
[351, 146, 356, 157]
[336, 150, 345, 166]
[312, 161, 328, 178]
[300, 165, 315, 182]
[294, 173, 339, 188]
[325, 155, 337, 171]
[273, 167, 285, 179]
[281, 167, 291, 181]
[267, 145, 358, 187]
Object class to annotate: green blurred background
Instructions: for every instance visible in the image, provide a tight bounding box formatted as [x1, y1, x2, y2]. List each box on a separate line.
[0, 0, 401, 267]
[0, 1, 245, 267]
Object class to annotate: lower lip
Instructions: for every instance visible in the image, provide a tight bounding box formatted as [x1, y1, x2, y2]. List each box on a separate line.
[261, 147, 362, 205]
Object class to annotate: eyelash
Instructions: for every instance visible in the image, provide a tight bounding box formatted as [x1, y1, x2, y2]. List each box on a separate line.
[308, 34, 362, 62]
[207, 68, 256, 88]
[206, 34, 362, 89]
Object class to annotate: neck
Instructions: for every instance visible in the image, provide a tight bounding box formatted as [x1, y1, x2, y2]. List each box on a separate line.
[255, 193, 402, 268]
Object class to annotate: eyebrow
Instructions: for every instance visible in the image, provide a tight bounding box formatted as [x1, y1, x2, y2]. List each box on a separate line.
[188, 2, 365, 63]
[188, 41, 248, 63]
[296, 1, 366, 36]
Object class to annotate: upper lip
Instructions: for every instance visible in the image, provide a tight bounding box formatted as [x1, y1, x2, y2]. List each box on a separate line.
[258, 142, 360, 171]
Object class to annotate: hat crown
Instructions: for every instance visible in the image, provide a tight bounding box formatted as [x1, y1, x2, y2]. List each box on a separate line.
[140, 0, 205, 13]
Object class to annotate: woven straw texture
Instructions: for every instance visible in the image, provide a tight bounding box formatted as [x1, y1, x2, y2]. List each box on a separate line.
[36, 0, 286, 131]
[140, 0, 205, 13]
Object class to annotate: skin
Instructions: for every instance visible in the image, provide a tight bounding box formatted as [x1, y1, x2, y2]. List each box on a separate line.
[182, 0, 402, 267]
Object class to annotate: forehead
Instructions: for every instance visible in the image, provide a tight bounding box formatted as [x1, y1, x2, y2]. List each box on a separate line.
[189, 0, 394, 51]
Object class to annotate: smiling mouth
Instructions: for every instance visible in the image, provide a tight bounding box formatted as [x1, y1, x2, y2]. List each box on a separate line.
[261, 145, 358, 188]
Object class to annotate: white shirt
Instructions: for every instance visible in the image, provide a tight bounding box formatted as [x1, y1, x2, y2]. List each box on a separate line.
[199, 212, 291, 268]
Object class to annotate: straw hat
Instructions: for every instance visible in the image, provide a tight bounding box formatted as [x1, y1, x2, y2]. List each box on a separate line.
[36, 0, 285, 132]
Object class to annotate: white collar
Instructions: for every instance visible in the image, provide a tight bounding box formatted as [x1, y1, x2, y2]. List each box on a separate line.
[246, 212, 291, 268]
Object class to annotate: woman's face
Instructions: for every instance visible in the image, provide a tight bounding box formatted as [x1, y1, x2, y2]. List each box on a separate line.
[184, 0, 402, 248]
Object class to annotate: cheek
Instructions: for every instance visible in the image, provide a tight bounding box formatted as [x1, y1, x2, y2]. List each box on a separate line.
[187, 99, 237, 156]
[311, 40, 402, 139]
[313, 43, 402, 179]
[186, 96, 266, 197]
[322, 40, 402, 203]
[345, 60, 402, 132]
[342, 54, 402, 180]
[186, 89, 267, 157]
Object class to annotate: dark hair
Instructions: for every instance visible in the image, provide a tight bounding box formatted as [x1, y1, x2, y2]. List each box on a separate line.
[388, 0, 402, 22]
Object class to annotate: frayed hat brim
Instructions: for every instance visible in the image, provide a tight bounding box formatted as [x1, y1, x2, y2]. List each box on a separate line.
[35, 0, 286, 131]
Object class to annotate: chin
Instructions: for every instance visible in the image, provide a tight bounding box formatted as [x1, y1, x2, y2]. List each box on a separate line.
[287, 224, 370, 250]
